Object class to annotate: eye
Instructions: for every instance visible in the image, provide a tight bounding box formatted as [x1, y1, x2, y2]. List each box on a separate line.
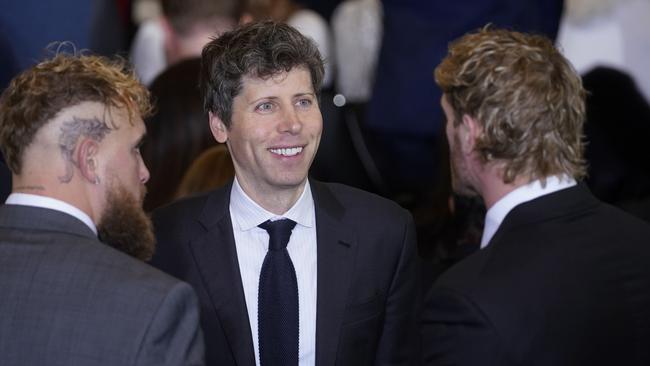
[296, 98, 313, 109]
[134, 140, 144, 155]
[255, 101, 275, 113]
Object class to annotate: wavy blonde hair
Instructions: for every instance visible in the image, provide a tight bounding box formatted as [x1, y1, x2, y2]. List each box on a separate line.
[0, 53, 152, 174]
[435, 27, 587, 183]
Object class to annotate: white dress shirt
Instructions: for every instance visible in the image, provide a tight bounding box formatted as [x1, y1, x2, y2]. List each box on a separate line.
[480, 175, 577, 248]
[229, 178, 317, 366]
[5, 193, 97, 235]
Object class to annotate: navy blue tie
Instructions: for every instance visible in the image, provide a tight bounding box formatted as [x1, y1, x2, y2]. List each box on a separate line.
[258, 219, 299, 366]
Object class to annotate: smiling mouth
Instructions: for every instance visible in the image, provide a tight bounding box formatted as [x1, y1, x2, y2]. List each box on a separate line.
[269, 146, 303, 157]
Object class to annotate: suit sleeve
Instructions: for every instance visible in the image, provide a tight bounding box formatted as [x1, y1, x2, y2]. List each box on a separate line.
[375, 211, 421, 365]
[421, 286, 507, 366]
[135, 282, 205, 366]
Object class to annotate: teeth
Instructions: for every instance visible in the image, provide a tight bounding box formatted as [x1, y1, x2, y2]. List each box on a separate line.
[270, 147, 303, 156]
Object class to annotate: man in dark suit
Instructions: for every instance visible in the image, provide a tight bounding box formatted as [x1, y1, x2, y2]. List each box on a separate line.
[421, 28, 650, 365]
[0, 54, 204, 365]
[150, 21, 419, 366]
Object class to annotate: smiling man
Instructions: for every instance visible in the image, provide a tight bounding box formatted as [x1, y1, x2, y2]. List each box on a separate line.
[150, 21, 420, 366]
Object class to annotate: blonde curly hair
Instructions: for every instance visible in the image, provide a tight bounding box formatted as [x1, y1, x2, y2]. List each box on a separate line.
[0, 53, 152, 174]
[435, 27, 587, 184]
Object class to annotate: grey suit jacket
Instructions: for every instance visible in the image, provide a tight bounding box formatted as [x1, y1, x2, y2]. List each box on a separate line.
[151, 179, 420, 366]
[0, 204, 205, 366]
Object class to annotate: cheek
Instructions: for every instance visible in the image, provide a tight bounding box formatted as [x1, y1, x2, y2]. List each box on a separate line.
[304, 113, 323, 135]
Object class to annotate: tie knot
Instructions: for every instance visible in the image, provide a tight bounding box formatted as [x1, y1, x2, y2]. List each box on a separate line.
[258, 219, 296, 251]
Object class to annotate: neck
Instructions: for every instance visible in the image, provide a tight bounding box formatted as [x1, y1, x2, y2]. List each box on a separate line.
[12, 174, 99, 224]
[476, 166, 531, 209]
[237, 177, 306, 215]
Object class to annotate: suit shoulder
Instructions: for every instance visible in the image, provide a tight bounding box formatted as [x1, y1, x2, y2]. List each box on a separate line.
[316, 181, 409, 217]
[80, 239, 187, 291]
[153, 190, 213, 224]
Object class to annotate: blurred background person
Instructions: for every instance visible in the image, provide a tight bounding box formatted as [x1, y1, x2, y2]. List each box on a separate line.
[331, 0, 382, 105]
[557, 0, 650, 103]
[244, 0, 334, 89]
[581, 66, 650, 222]
[141, 58, 219, 211]
[131, 0, 244, 85]
[175, 144, 235, 200]
[137, 0, 244, 211]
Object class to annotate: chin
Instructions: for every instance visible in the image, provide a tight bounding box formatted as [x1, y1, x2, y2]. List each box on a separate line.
[273, 174, 309, 189]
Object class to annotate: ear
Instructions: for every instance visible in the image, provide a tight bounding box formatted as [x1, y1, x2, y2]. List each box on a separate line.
[460, 114, 481, 155]
[209, 112, 229, 143]
[76, 138, 101, 185]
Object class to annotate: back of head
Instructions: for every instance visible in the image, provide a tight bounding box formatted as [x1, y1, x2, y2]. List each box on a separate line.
[162, 0, 244, 37]
[143, 58, 215, 211]
[0, 53, 151, 176]
[200, 20, 324, 127]
[435, 27, 587, 184]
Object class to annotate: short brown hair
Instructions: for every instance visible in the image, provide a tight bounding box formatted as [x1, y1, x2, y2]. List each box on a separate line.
[162, 0, 244, 36]
[201, 20, 324, 127]
[0, 53, 152, 174]
[435, 27, 587, 183]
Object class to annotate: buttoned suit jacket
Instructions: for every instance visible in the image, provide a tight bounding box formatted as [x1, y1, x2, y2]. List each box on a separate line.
[150, 179, 420, 366]
[421, 184, 650, 365]
[0, 204, 205, 366]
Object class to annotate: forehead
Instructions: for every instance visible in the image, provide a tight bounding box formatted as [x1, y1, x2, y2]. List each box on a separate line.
[238, 67, 313, 99]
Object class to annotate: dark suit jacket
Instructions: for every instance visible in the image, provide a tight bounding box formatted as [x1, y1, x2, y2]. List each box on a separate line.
[0, 204, 205, 366]
[422, 184, 650, 365]
[150, 180, 420, 366]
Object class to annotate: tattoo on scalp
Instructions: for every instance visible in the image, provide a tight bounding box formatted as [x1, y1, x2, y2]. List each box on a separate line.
[58, 117, 112, 183]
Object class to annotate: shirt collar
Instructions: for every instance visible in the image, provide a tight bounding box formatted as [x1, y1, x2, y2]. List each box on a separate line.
[480, 175, 576, 248]
[229, 177, 315, 231]
[5, 193, 98, 235]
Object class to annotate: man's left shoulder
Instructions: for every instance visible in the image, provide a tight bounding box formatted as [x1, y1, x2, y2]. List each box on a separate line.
[312, 181, 409, 219]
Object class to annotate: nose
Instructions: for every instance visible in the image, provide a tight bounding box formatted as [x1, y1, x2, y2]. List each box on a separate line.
[139, 156, 150, 184]
[279, 108, 302, 135]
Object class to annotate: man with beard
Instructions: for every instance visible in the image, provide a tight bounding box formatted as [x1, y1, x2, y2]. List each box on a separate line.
[150, 21, 419, 366]
[421, 28, 650, 365]
[0, 53, 205, 365]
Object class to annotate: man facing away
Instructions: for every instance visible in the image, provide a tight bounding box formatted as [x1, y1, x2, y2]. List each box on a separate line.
[421, 27, 650, 365]
[150, 21, 420, 366]
[0, 53, 204, 366]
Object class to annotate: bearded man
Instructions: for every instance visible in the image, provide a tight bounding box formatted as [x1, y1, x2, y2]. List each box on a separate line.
[0, 53, 204, 365]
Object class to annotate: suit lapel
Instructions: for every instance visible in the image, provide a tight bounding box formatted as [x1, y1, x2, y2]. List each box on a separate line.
[188, 184, 256, 366]
[311, 181, 356, 366]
